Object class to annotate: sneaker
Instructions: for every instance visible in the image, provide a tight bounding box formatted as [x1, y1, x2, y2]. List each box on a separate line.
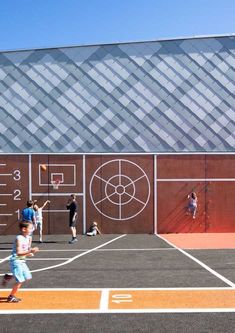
[2, 274, 13, 287]
[7, 295, 22, 303]
[69, 238, 78, 244]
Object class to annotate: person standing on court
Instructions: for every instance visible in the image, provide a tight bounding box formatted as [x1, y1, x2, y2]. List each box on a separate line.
[66, 194, 78, 244]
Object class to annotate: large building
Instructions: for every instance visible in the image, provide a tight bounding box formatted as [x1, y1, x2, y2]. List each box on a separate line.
[0, 34, 235, 234]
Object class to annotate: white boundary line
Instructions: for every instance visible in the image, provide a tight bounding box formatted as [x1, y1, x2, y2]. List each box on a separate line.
[157, 234, 235, 287]
[0, 235, 126, 275]
[29, 234, 126, 273]
[0, 308, 234, 314]
[0, 247, 176, 252]
[100, 289, 109, 312]
[0, 288, 235, 314]
[0, 255, 10, 264]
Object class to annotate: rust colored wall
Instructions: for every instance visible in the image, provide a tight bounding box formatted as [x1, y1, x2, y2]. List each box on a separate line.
[0, 154, 235, 234]
[157, 155, 206, 233]
[86, 155, 154, 234]
[156, 155, 235, 233]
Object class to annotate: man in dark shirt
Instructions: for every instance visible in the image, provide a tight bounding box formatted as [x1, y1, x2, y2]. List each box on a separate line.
[66, 194, 78, 244]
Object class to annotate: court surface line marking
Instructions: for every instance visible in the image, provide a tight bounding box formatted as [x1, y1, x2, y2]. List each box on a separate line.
[0, 256, 10, 264]
[0, 236, 127, 274]
[0, 309, 235, 314]
[1, 288, 235, 314]
[157, 234, 235, 287]
[1, 287, 235, 291]
[100, 289, 109, 311]
[0, 248, 176, 252]
[29, 234, 126, 273]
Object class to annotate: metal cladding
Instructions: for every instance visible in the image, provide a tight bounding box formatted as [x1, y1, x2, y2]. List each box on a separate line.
[0, 35, 235, 153]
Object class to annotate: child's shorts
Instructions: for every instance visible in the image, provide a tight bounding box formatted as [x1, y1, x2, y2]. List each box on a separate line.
[87, 230, 97, 236]
[10, 259, 32, 283]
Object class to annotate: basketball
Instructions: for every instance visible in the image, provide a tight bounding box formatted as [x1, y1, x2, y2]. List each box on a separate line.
[40, 164, 47, 171]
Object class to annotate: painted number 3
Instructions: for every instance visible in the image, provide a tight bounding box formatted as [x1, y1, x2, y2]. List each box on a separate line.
[13, 170, 21, 181]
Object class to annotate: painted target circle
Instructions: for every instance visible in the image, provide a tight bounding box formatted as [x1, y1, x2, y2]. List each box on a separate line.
[89, 159, 150, 220]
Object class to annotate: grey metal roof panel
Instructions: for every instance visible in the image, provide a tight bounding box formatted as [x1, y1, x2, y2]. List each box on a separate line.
[0, 36, 235, 153]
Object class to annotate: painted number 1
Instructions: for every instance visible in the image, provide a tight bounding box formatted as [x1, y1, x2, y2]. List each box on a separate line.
[111, 294, 133, 304]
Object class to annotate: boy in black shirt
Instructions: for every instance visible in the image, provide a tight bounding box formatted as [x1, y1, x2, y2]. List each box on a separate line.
[66, 194, 78, 244]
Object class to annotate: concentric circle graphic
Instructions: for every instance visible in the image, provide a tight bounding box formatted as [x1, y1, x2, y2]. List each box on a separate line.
[89, 159, 150, 220]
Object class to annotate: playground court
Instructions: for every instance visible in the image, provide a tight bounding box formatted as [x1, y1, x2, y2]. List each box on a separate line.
[1, 233, 235, 332]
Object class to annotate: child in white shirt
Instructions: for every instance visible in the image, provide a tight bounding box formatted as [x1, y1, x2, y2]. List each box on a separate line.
[33, 200, 50, 242]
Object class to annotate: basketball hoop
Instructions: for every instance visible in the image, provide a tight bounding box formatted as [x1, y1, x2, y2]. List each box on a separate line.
[51, 179, 61, 190]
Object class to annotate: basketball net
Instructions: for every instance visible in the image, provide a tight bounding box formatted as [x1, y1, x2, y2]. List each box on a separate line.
[51, 179, 61, 190]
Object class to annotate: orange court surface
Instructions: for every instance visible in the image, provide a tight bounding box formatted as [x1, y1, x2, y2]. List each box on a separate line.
[161, 233, 235, 249]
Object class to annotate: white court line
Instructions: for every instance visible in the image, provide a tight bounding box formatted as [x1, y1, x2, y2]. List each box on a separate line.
[100, 289, 109, 312]
[0, 309, 235, 314]
[29, 235, 126, 273]
[27, 258, 71, 261]
[0, 256, 10, 264]
[0, 248, 176, 252]
[0, 288, 235, 314]
[157, 234, 235, 287]
[0, 308, 235, 314]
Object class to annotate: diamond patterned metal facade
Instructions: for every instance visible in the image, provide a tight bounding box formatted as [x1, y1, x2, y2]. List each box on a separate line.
[0, 35, 235, 153]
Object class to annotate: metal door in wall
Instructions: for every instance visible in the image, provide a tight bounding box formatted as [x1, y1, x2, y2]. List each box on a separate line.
[157, 155, 206, 233]
[86, 155, 153, 234]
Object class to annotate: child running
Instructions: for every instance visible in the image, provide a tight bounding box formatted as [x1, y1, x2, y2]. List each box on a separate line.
[2, 221, 39, 302]
[86, 221, 101, 236]
[33, 200, 50, 243]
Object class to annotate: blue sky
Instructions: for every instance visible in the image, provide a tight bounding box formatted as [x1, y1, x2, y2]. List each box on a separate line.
[1, 0, 235, 51]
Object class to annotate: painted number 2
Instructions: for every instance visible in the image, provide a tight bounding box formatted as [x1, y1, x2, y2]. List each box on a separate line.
[13, 189, 21, 200]
[111, 294, 133, 304]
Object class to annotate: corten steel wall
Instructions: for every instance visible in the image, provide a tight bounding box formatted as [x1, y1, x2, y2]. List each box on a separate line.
[0, 154, 235, 234]
[157, 155, 235, 233]
[86, 155, 153, 234]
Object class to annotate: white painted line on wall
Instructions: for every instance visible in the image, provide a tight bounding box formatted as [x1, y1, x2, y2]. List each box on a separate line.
[157, 178, 235, 182]
[29, 154, 32, 200]
[31, 193, 84, 196]
[83, 155, 86, 234]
